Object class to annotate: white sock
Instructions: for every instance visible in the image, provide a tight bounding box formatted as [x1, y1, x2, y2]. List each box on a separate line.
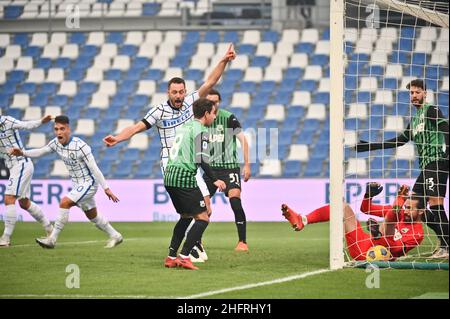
[301, 215, 308, 225]
[50, 208, 69, 241]
[3, 205, 17, 238]
[90, 215, 120, 238]
[26, 201, 51, 230]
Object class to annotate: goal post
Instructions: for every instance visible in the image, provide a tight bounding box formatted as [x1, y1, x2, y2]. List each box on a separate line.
[330, 0, 449, 269]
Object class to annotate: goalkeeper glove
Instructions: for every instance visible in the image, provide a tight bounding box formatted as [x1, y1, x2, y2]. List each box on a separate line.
[397, 184, 409, 197]
[367, 218, 382, 240]
[365, 182, 383, 198]
[355, 140, 370, 152]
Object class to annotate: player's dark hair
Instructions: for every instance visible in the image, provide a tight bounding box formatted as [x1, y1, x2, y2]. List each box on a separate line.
[207, 88, 222, 101]
[193, 98, 215, 119]
[55, 115, 69, 125]
[410, 193, 426, 210]
[406, 79, 426, 91]
[167, 77, 185, 89]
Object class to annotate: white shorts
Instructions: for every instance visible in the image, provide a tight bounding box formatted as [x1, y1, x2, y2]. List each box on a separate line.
[5, 161, 33, 199]
[66, 182, 98, 212]
[161, 157, 210, 197]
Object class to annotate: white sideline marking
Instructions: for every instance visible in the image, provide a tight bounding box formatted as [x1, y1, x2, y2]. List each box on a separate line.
[8, 237, 145, 248]
[0, 294, 173, 299]
[180, 268, 332, 299]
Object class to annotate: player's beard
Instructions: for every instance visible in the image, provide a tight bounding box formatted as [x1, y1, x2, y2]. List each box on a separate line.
[171, 98, 183, 108]
[412, 97, 424, 107]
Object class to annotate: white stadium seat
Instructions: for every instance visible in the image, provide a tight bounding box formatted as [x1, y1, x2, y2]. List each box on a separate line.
[74, 119, 95, 137]
[125, 31, 144, 45]
[230, 92, 251, 109]
[379, 28, 398, 42]
[58, 81, 77, 97]
[5, 45, 21, 59]
[306, 104, 326, 120]
[42, 44, 60, 59]
[374, 39, 393, 54]
[374, 91, 393, 105]
[27, 69, 46, 83]
[360, 28, 378, 43]
[27, 133, 47, 149]
[137, 42, 157, 58]
[145, 31, 163, 45]
[346, 158, 367, 176]
[419, 26, 438, 41]
[100, 43, 118, 58]
[287, 144, 309, 161]
[230, 55, 249, 70]
[275, 42, 294, 56]
[359, 77, 378, 92]
[11, 94, 30, 109]
[90, 93, 109, 109]
[264, 67, 283, 82]
[385, 116, 404, 132]
[98, 81, 117, 96]
[260, 159, 282, 177]
[151, 93, 167, 106]
[291, 91, 311, 106]
[23, 106, 42, 120]
[344, 130, 357, 146]
[47, 68, 64, 83]
[50, 32, 67, 46]
[85, 68, 104, 82]
[317, 78, 330, 92]
[370, 51, 388, 66]
[345, 28, 358, 43]
[269, 55, 289, 69]
[434, 41, 449, 54]
[385, 64, 403, 79]
[151, 55, 170, 69]
[243, 67, 263, 82]
[116, 119, 135, 134]
[129, 134, 149, 150]
[30, 33, 48, 47]
[125, 2, 143, 17]
[442, 76, 449, 91]
[281, 29, 300, 44]
[44, 106, 62, 117]
[395, 143, 416, 161]
[354, 39, 373, 54]
[347, 103, 368, 120]
[164, 31, 182, 45]
[0, 58, 13, 72]
[189, 57, 209, 70]
[255, 42, 274, 57]
[196, 43, 215, 58]
[414, 39, 433, 54]
[87, 32, 105, 46]
[303, 66, 322, 80]
[399, 76, 415, 91]
[314, 41, 330, 55]
[137, 80, 156, 96]
[51, 160, 70, 177]
[265, 104, 285, 121]
[16, 57, 33, 71]
[112, 56, 130, 71]
[107, 2, 125, 17]
[158, 43, 177, 58]
[61, 44, 79, 59]
[0, 70, 6, 84]
[300, 29, 319, 43]
[242, 30, 260, 45]
[163, 67, 183, 81]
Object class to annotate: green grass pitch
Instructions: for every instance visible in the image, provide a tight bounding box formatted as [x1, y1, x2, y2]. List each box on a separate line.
[0, 221, 448, 299]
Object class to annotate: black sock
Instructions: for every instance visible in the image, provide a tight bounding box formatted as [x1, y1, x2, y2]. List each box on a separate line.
[168, 217, 192, 257]
[430, 205, 449, 249]
[180, 220, 209, 256]
[230, 197, 247, 243]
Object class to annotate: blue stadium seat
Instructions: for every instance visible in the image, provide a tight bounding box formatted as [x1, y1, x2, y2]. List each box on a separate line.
[262, 30, 279, 43]
[224, 69, 243, 82]
[18, 82, 36, 94]
[278, 79, 296, 93]
[321, 28, 330, 40]
[34, 159, 52, 178]
[69, 32, 86, 45]
[80, 45, 98, 58]
[398, 39, 413, 52]
[8, 70, 25, 83]
[203, 31, 220, 43]
[79, 82, 97, 94]
[273, 91, 291, 105]
[185, 31, 200, 44]
[103, 147, 122, 161]
[303, 160, 323, 177]
[131, 95, 148, 108]
[4, 5, 24, 19]
[40, 83, 57, 95]
[55, 57, 71, 69]
[73, 56, 92, 69]
[121, 149, 140, 161]
[259, 80, 276, 93]
[411, 52, 427, 65]
[400, 27, 415, 39]
[144, 146, 162, 161]
[135, 160, 153, 178]
[0, 83, 16, 95]
[51, 95, 68, 106]
[238, 44, 255, 55]
[310, 143, 328, 160]
[246, 107, 265, 120]
[368, 65, 384, 76]
[131, 57, 150, 70]
[95, 120, 116, 135]
[124, 69, 142, 81]
[405, 65, 424, 77]
[23, 46, 41, 58]
[170, 56, 190, 68]
[111, 93, 129, 108]
[389, 51, 409, 64]
[284, 160, 302, 177]
[383, 78, 398, 90]
[251, 56, 269, 68]
[118, 80, 136, 94]
[13, 33, 28, 46]
[143, 2, 161, 16]
[298, 80, 317, 92]
[67, 69, 85, 81]
[178, 42, 197, 56]
[143, 69, 163, 81]
[303, 119, 321, 131]
[71, 93, 90, 107]
[285, 68, 303, 80]
[296, 130, 315, 144]
[107, 32, 124, 44]
[66, 105, 82, 119]
[345, 75, 358, 90]
[0, 94, 10, 108]
[313, 92, 329, 104]
[238, 81, 257, 93]
[437, 93, 449, 109]
[105, 69, 122, 81]
[310, 54, 329, 66]
[185, 69, 203, 82]
[394, 103, 410, 116]
[356, 91, 371, 103]
[397, 91, 410, 103]
[223, 31, 239, 43]
[83, 108, 102, 119]
[295, 43, 314, 54]
[35, 58, 52, 70]
[287, 106, 305, 118]
[119, 45, 138, 56]
[31, 93, 48, 107]
[426, 65, 448, 79]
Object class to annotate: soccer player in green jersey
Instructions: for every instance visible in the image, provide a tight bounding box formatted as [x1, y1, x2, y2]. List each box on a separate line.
[164, 98, 226, 270]
[356, 79, 449, 258]
[201, 89, 251, 252]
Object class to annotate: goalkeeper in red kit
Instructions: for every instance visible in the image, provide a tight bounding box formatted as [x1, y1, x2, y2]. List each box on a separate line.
[281, 182, 425, 261]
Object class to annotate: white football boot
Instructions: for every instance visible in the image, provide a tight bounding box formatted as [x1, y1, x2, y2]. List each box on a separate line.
[0, 235, 11, 247]
[105, 234, 123, 248]
[36, 237, 56, 249]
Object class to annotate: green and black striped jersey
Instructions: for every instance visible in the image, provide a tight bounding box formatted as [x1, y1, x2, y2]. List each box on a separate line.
[402, 103, 448, 168]
[208, 109, 241, 169]
[164, 120, 209, 188]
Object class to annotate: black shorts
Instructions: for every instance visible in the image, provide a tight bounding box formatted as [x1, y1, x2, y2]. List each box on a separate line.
[412, 160, 449, 198]
[203, 168, 241, 197]
[165, 186, 207, 216]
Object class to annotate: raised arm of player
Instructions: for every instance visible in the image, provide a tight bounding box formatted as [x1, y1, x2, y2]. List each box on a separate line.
[103, 121, 147, 147]
[360, 182, 391, 217]
[355, 124, 411, 153]
[11, 115, 52, 131]
[9, 144, 53, 158]
[197, 43, 236, 98]
[236, 132, 251, 182]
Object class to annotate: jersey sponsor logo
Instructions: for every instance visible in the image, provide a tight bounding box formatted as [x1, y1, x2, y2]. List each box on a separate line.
[160, 110, 192, 128]
[393, 228, 403, 241]
[210, 134, 225, 143]
[401, 227, 409, 234]
[0, 132, 10, 138]
[412, 122, 425, 136]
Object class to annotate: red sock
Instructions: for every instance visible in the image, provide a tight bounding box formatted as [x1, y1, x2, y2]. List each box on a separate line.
[305, 205, 330, 224]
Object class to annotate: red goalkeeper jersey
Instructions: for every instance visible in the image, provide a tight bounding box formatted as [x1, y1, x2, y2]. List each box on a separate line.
[360, 198, 424, 258]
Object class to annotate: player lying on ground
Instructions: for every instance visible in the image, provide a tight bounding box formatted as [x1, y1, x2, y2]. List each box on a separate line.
[281, 183, 425, 261]
[164, 98, 226, 270]
[9, 115, 122, 249]
[356, 79, 449, 258]
[0, 114, 53, 247]
[103, 44, 237, 260]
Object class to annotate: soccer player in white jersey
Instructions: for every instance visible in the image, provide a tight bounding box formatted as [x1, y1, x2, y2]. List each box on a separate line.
[0, 114, 53, 247]
[10, 116, 122, 249]
[103, 44, 236, 260]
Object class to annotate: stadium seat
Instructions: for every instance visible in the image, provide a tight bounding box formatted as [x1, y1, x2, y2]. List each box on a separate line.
[346, 158, 367, 176]
[26, 132, 46, 148]
[50, 160, 70, 177]
[259, 159, 282, 177]
[265, 104, 285, 121]
[384, 116, 404, 133]
[284, 160, 302, 177]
